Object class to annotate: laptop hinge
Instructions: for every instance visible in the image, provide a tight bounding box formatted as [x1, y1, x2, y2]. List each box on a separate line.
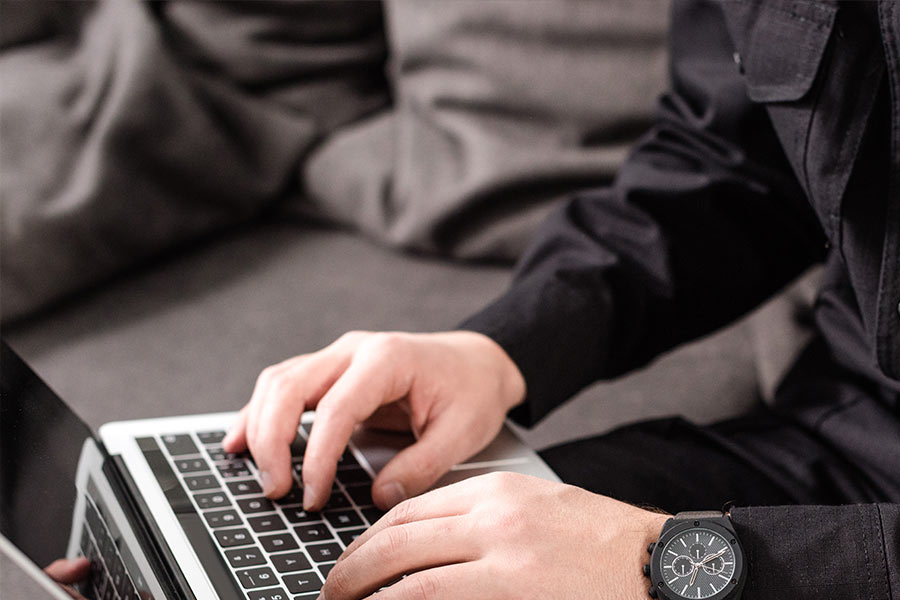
[103, 450, 196, 600]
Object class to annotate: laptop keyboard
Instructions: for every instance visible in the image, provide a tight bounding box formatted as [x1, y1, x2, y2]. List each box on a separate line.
[145, 424, 385, 600]
[77, 494, 144, 600]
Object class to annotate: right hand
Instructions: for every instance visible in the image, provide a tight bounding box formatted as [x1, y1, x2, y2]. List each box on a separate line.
[222, 330, 526, 511]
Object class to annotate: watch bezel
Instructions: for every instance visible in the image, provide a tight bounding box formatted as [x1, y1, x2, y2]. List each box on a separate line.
[649, 519, 745, 600]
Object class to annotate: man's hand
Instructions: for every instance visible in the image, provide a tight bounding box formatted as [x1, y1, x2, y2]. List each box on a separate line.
[44, 557, 90, 599]
[222, 331, 526, 510]
[322, 472, 670, 599]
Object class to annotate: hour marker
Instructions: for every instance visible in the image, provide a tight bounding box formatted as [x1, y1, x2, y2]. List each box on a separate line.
[695, 533, 699, 543]
[718, 573, 730, 580]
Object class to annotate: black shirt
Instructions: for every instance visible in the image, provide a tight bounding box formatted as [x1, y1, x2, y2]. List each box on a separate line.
[462, 1, 899, 598]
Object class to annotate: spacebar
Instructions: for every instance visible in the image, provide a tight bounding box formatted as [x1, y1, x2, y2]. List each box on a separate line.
[177, 512, 246, 600]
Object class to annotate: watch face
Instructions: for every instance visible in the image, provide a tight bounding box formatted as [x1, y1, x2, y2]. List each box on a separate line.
[658, 528, 737, 599]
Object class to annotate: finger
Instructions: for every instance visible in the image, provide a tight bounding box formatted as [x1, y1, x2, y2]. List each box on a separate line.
[323, 516, 476, 599]
[222, 405, 250, 453]
[44, 557, 90, 584]
[370, 415, 474, 509]
[303, 339, 413, 510]
[247, 349, 354, 499]
[340, 477, 483, 561]
[365, 563, 488, 600]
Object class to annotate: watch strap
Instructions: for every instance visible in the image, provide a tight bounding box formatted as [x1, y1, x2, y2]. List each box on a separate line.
[673, 510, 724, 520]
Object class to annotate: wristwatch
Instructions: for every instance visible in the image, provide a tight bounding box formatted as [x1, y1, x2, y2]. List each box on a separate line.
[643, 511, 746, 600]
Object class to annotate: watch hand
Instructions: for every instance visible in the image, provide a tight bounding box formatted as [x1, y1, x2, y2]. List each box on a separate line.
[689, 563, 699, 586]
[699, 548, 727, 565]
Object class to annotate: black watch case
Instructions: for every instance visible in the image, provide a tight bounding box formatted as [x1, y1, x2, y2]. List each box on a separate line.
[649, 517, 746, 600]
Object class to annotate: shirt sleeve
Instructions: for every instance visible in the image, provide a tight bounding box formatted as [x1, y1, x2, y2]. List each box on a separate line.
[730, 504, 900, 599]
[459, 0, 825, 426]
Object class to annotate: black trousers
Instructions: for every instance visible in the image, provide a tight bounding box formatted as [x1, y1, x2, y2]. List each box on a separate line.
[539, 409, 884, 515]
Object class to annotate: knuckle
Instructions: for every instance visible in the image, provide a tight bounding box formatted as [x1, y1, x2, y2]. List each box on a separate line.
[381, 525, 411, 557]
[362, 331, 406, 357]
[336, 330, 368, 347]
[406, 571, 441, 599]
[323, 562, 351, 596]
[386, 497, 417, 527]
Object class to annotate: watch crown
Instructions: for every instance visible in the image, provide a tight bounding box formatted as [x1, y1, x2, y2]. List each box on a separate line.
[647, 542, 656, 554]
[649, 585, 659, 598]
[643, 564, 651, 577]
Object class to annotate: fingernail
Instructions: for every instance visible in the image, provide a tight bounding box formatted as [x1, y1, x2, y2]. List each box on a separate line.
[302, 483, 317, 511]
[260, 471, 274, 496]
[380, 481, 407, 507]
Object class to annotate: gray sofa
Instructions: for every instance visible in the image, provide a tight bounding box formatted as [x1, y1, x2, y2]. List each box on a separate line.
[4, 218, 819, 449]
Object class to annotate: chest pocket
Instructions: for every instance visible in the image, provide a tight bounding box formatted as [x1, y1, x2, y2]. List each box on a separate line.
[724, 0, 838, 235]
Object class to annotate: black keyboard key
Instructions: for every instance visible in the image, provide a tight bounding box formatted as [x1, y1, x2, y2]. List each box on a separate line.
[203, 509, 241, 528]
[345, 484, 373, 507]
[318, 563, 336, 579]
[184, 475, 219, 491]
[109, 553, 126, 595]
[237, 497, 274, 514]
[224, 547, 266, 568]
[289, 434, 306, 457]
[336, 450, 360, 470]
[324, 491, 351, 510]
[161, 434, 199, 456]
[218, 465, 252, 479]
[197, 430, 226, 444]
[282, 507, 321, 524]
[294, 523, 334, 543]
[258, 532, 299, 553]
[194, 491, 231, 510]
[284, 571, 322, 594]
[227, 480, 262, 496]
[270, 552, 311, 573]
[237, 567, 278, 589]
[175, 457, 210, 473]
[274, 487, 303, 506]
[248, 588, 290, 600]
[361, 507, 386, 525]
[102, 580, 116, 600]
[336, 467, 371, 484]
[294, 594, 320, 600]
[325, 509, 363, 529]
[213, 528, 252, 548]
[206, 447, 241, 462]
[248, 514, 287, 533]
[338, 529, 366, 547]
[306, 542, 342, 563]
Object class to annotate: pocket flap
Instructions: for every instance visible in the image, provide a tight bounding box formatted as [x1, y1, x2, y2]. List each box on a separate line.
[728, 1, 837, 103]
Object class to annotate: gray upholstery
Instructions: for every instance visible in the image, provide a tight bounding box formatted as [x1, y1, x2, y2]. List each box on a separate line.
[3, 219, 808, 450]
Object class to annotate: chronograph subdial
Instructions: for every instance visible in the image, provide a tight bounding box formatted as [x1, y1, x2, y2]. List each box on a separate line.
[671, 555, 694, 578]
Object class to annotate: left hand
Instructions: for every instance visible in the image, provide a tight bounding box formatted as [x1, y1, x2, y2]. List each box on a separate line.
[44, 557, 90, 599]
[322, 472, 669, 599]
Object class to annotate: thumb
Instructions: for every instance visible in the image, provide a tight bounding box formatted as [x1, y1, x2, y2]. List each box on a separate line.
[370, 417, 471, 509]
[44, 557, 90, 584]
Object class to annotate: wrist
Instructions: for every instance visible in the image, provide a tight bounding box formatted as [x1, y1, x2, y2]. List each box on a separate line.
[459, 330, 527, 413]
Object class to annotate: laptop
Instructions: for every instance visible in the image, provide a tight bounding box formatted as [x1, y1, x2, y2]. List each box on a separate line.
[0, 341, 559, 600]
